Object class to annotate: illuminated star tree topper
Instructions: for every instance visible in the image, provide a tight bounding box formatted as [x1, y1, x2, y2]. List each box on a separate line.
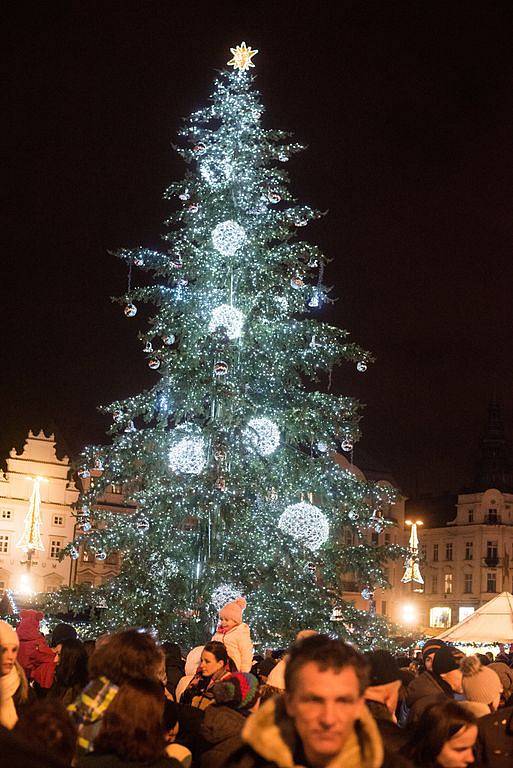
[227, 41, 258, 72]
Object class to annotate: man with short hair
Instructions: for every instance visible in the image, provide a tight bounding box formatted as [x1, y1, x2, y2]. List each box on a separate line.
[226, 634, 385, 768]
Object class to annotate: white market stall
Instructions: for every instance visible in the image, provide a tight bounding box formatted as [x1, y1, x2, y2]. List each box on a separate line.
[437, 591, 513, 644]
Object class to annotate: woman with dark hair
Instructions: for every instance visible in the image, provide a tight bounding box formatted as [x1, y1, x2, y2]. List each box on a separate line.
[180, 641, 233, 710]
[15, 700, 78, 765]
[69, 629, 164, 757]
[76, 678, 180, 768]
[49, 638, 89, 706]
[161, 642, 184, 698]
[402, 700, 478, 768]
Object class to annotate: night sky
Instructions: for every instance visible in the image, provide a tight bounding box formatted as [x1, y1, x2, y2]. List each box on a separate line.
[4, 2, 513, 496]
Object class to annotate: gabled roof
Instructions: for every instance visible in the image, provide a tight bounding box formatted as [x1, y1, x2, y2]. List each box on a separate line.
[437, 592, 513, 643]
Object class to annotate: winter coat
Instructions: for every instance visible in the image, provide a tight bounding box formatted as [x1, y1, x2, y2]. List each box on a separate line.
[77, 753, 180, 768]
[477, 704, 513, 768]
[224, 696, 385, 768]
[489, 662, 513, 704]
[266, 658, 286, 690]
[211, 623, 253, 672]
[16, 610, 56, 688]
[199, 704, 247, 768]
[405, 671, 451, 724]
[68, 676, 119, 755]
[180, 669, 232, 710]
[365, 699, 410, 754]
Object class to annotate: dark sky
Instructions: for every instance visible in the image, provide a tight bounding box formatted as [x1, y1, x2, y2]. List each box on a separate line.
[4, 1, 513, 496]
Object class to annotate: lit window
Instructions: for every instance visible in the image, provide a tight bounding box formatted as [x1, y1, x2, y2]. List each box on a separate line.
[1, 509, 12, 520]
[464, 573, 473, 593]
[459, 606, 474, 622]
[52, 515, 64, 526]
[429, 607, 451, 628]
[433, 544, 439, 561]
[50, 540, 63, 559]
[444, 573, 453, 594]
[0, 535, 10, 554]
[110, 483, 123, 494]
[464, 542, 473, 560]
[487, 572, 497, 593]
[445, 543, 453, 561]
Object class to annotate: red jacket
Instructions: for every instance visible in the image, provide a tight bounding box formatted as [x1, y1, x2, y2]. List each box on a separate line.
[16, 609, 56, 689]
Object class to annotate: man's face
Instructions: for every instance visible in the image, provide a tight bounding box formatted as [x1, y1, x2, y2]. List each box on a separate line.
[1, 641, 19, 676]
[425, 653, 435, 671]
[285, 662, 364, 767]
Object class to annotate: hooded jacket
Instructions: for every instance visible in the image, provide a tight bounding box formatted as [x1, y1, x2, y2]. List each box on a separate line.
[224, 696, 384, 768]
[15, 609, 56, 689]
[211, 622, 253, 673]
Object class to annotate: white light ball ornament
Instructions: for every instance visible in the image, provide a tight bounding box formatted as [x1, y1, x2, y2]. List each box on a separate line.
[243, 417, 280, 457]
[209, 304, 244, 340]
[278, 502, 329, 551]
[212, 220, 247, 258]
[211, 583, 242, 610]
[169, 426, 207, 475]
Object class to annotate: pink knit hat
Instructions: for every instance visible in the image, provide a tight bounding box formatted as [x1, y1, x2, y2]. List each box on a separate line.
[220, 597, 247, 624]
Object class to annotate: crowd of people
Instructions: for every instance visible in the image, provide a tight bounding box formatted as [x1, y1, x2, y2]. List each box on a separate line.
[1, 599, 512, 768]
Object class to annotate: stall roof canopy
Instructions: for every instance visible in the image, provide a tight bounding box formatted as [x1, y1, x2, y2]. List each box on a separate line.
[438, 592, 513, 643]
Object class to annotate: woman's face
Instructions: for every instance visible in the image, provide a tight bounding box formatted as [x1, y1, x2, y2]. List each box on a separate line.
[0, 641, 18, 676]
[437, 724, 477, 768]
[200, 650, 224, 677]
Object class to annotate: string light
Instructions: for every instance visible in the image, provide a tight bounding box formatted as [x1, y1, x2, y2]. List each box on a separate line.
[278, 502, 329, 551]
[211, 220, 247, 257]
[243, 417, 280, 456]
[169, 426, 207, 475]
[209, 304, 245, 339]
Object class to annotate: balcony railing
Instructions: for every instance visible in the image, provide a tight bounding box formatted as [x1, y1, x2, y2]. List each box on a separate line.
[484, 515, 502, 525]
[483, 555, 500, 568]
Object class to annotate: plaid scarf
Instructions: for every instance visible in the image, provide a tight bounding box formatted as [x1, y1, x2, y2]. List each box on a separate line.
[68, 675, 118, 754]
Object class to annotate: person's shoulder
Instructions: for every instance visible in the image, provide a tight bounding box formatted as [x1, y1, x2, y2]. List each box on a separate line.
[220, 742, 271, 768]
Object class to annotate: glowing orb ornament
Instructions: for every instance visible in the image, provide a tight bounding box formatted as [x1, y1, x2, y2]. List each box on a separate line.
[82, 522, 92, 532]
[200, 156, 233, 188]
[69, 546, 79, 560]
[214, 361, 228, 376]
[209, 304, 245, 340]
[124, 303, 137, 317]
[268, 191, 281, 203]
[361, 587, 373, 601]
[243, 417, 280, 457]
[169, 426, 207, 475]
[211, 220, 247, 258]
[317, 441, 328, 453]
[278, 502, 329, 551]
[357, 361, 368, 373]
[341, 439, 353, 452]
[136, 517, 150, 532]
[290, 277, 304, 289]
[162, 334, 175, 345]
[227, 42, 258, 72]
[148, 358, 161, 370]
[96, 551, 106, 561]
[211, 583, 243, 610]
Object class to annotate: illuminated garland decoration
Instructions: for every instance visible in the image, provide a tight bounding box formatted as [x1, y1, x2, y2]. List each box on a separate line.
[211, 583, 243, 610]
[50, 42, 405, 649]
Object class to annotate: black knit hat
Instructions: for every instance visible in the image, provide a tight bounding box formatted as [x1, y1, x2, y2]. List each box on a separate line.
[49, 622, 77, 647]
[365, 650, 401, 686]
[421, 638, 447, 662]
[432, 646, 462, 675]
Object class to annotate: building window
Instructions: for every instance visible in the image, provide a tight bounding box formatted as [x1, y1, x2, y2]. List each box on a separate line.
[381, 601, 387, 616]
[385, 532, 391, 544]
[1, 509, 12, 520]
[487, 508, 498, 523]
[0, 580, 5, 590]
[430, 607, 451, 628]
[445, 543, 453, 561]
[464, 573, 473, 593]
[82, 551, 90, 562]
[110, 483, 123, 494]
[420, 544, 427, 561]
[433, 544, 439, 562]
[50, 539, 63, 559]
[486, 541, 498, 563]
[371, 531, 379, 545]
[468, 509, 474, 522]
[52, 515, 64, 526]
[444, 573, 453, 594]
[0, 535, 10, 554]
[486, 572, 497, 593]
[431, 574, 438, 593]
[459, 606, 474, 622]
[464, 542, 473, 560]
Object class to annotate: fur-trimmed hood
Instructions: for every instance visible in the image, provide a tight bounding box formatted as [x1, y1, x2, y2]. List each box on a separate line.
[240, 696, 383, 768]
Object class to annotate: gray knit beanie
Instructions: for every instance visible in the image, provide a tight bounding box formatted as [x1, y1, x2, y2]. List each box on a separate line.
[461, 655, 502, 705]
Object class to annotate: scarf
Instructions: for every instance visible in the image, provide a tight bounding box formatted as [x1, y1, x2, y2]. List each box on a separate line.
[216, 624, 231, 635]
[0, 665, 20, 729]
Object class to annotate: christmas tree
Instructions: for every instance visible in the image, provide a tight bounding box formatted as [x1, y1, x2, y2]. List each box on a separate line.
[53, 44, 403, 647]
